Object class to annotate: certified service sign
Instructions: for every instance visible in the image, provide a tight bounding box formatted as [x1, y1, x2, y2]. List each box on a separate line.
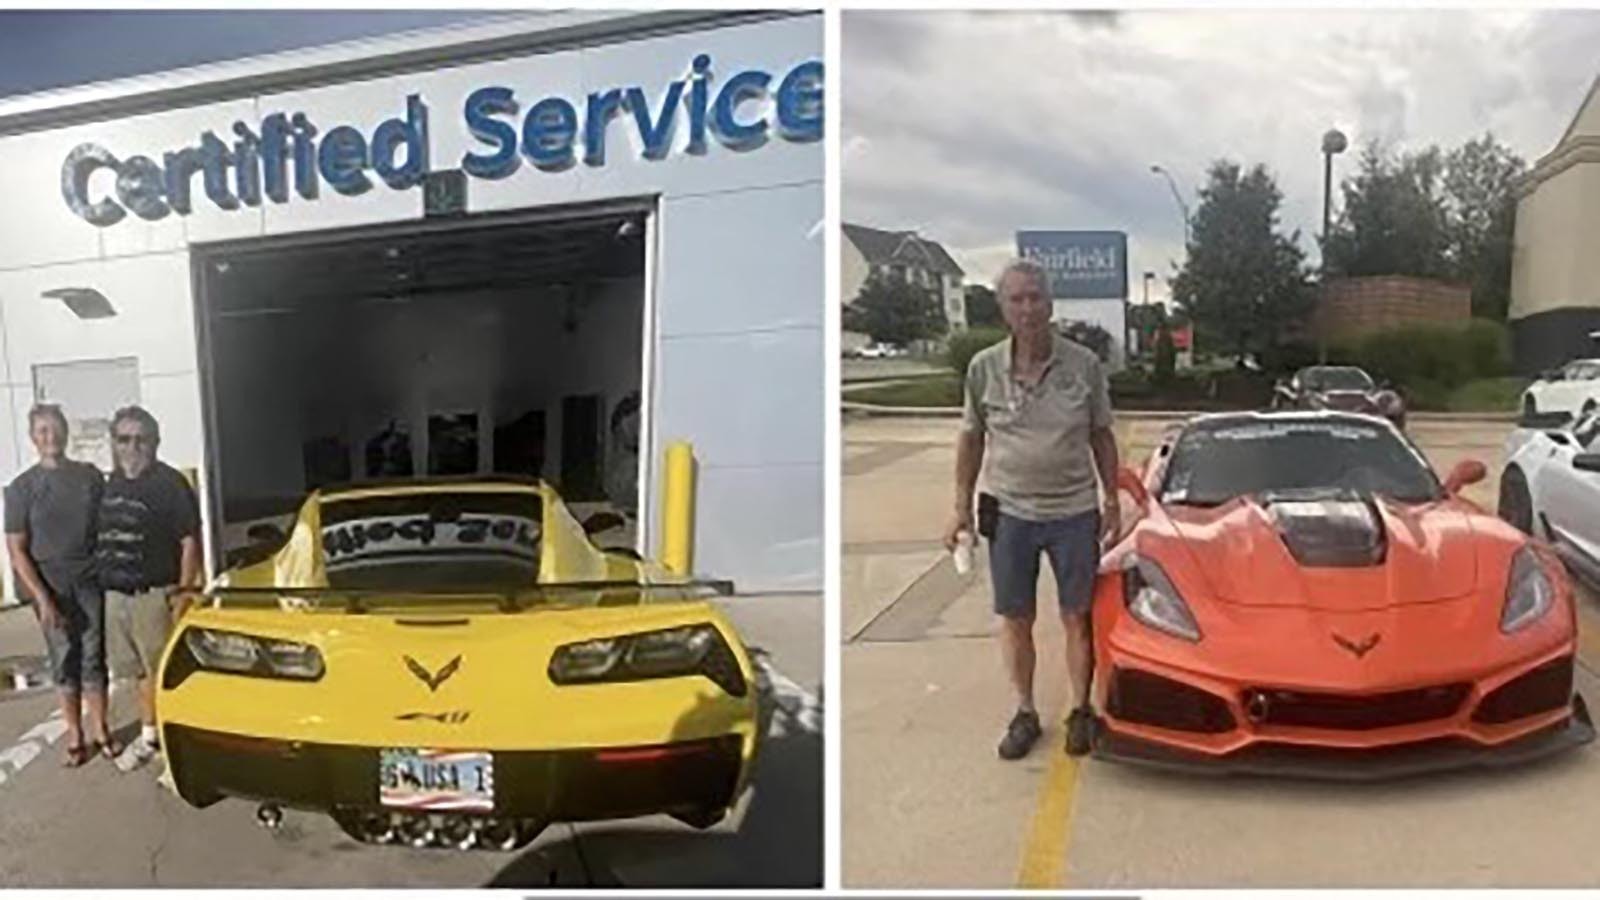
[1016, 230, 1128, 300]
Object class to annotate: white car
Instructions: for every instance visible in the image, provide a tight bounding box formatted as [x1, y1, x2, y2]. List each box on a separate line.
[858, 342, 906, 359]
[1499, 411, 1600, 584]
[1520, 358, 1600, 418]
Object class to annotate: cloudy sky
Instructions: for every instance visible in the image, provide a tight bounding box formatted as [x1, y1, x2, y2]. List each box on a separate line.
[843, 9, 1600, 306]
[0, 11, 500, 99]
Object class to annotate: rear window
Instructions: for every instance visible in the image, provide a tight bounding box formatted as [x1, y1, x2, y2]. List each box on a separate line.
[318, 491, 542, 591]
[1161, 418, 1440, 506]
[1302, 368, 1373, 391]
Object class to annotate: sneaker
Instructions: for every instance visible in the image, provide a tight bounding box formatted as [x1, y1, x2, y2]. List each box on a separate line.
[998, 709, 1042, 760]
[1065, 706, 1097, 757]
[114, 736, 158, 773]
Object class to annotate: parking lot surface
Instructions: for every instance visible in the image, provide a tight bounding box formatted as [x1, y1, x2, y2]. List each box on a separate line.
[0, 593, 821, 888]
[844, 413, 1600, 888]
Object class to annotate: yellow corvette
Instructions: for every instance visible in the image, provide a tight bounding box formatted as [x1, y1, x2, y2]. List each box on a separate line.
[156, 477, 758, 850]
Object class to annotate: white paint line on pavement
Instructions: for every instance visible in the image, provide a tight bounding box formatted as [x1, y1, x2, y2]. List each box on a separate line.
[0, 685, 120, 789]
[0, 714, 62, 787]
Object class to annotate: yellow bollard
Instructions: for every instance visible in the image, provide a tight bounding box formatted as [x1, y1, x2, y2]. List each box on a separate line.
[659, 441, 696, 576]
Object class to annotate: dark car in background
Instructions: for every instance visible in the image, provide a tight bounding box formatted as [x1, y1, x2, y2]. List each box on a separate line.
[1273, 365, 1407, 429]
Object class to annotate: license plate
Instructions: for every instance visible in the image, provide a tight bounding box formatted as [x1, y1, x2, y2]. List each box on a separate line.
[379, 748, 494, 812]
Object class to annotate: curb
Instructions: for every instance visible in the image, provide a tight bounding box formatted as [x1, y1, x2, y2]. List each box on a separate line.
[842, 402, 1520, 423]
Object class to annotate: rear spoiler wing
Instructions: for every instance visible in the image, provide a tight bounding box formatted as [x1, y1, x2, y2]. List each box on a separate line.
[172, 578, 737, 613]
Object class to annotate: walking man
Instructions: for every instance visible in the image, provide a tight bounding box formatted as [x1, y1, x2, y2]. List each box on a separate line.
[943, 258, 1121, 759]
[97, 406, 202, 772]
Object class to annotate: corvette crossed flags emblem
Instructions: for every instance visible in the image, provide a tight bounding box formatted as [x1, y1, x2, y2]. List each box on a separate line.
[403, 654, 462, 691]
[1332, 633, 1381, 658]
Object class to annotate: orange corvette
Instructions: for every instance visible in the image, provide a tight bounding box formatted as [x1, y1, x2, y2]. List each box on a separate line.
[1091, 411, 1594, 778]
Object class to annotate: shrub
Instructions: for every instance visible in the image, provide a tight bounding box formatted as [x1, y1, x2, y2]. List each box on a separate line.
[1332, 320, 1511, 393]
[946, 327, 1007, 380]
[1060, 321, 1113, 363]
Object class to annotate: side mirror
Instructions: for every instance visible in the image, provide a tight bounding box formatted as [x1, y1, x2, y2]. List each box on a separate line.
[1574, 453, 1600, 474]
[1443, 459, 1487, 495]
[1116, 466, 1151, 507]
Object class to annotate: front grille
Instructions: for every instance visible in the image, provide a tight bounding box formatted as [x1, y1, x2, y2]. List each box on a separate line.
[1240, 683, 1469, 730]
[1107, 668, 1235, 733]
[1473, 656, 1573, 725]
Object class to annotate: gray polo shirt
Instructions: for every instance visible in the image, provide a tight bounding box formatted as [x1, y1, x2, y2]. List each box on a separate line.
[962, 334, 1113, 521]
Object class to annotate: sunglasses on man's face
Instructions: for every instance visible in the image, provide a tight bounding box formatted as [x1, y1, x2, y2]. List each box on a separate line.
[114, 433, 153, 446]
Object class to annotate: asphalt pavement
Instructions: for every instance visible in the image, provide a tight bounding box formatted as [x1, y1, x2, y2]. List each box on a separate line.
[843, 413, 1600, 888]
[0, 592, 821, 888]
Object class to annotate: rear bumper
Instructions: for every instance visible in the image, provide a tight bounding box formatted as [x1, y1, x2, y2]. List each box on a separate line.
[1094, 693, 1594, 781]
[164, 723, 746, 823]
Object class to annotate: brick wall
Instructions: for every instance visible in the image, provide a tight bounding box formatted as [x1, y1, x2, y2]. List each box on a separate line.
[1317, 275, 1471, 341]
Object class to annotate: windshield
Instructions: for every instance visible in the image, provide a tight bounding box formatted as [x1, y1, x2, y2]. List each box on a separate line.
[1302, 368, 1373, 392]
[1160, 418, 1441, 506]
[318, 490, 542, 591]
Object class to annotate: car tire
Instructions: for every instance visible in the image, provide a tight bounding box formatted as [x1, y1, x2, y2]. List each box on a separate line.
[1523, 395, 1538, 418]
[1498, 467, 1535, 535]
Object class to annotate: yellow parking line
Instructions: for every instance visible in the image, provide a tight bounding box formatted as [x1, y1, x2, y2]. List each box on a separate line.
[1015, 749, 1081, 888]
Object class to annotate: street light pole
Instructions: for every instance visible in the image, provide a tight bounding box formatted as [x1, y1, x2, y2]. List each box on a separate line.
[1150, 164, 1191, 247]
[1318, 128, 1348, 364]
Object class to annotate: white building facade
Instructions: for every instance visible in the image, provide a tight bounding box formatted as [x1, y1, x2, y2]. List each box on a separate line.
[0, 11, 824, 595]
[1510, 75, 1600, 375]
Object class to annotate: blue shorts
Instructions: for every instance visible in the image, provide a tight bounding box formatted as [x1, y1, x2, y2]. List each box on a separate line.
[988, 509, 1101, 619]
[33, 578, 106, 693]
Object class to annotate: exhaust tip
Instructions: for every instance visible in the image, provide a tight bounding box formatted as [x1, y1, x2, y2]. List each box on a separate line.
[256, 803, 284, 830]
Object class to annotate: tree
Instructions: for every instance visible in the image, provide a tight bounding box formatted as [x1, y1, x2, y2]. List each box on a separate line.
[843, 274, 945, 345]
[1170, 161, 1314, 364]
[1442, 133, 1525, 320]
[1320, 134, 1525, 320]
[1322, 142, 1450, 279]
[963, 284, 1002, 328]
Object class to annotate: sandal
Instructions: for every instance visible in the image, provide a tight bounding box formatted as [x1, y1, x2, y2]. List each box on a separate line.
[94, 738, 122, 760]
[61, 743, 88, 768]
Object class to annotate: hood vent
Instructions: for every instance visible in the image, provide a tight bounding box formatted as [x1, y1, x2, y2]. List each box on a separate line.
[1261, 490, 1386, 568]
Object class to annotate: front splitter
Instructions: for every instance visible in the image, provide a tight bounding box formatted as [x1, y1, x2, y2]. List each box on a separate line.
[1092, 693, 1595, 782]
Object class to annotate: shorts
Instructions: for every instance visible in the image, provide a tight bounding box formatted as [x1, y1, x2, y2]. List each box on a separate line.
[35, 579, 106, 692]
[988, 508, 1101, 620]
[105, 587, 177, 681]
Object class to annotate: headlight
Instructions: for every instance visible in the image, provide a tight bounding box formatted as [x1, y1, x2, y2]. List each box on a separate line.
[1502, 546, 1556, 634]
[1123, 555, 1202, 642]
[183, 627, 325, 681]
[549, 624, 746, 696]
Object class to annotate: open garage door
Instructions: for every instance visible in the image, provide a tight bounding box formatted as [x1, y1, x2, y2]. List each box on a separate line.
[191, 203, 650, 573]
